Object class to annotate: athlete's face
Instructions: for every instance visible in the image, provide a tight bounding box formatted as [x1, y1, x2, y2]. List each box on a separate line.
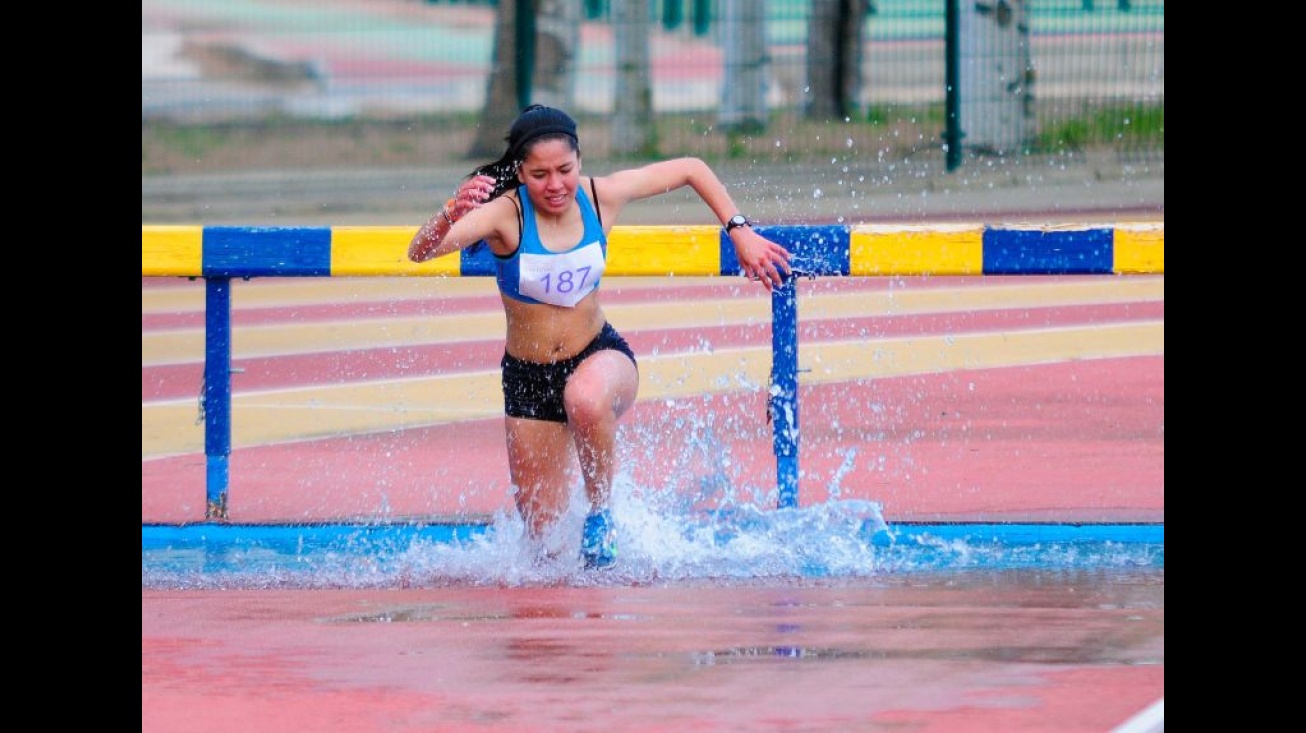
[518, 140, 581, 216]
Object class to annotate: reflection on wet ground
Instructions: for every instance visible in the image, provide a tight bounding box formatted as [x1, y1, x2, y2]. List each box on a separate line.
[143, 569, 1162, 731]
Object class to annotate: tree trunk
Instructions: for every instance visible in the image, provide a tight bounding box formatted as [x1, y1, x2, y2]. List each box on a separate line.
[718, 0, 768, 132]
[533, 0, 581, 108]
[805, 0, 868, 120]
[470, 0, 526, 158]
[611, 0, 657, 156]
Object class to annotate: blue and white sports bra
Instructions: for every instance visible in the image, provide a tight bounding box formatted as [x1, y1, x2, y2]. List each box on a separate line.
[495, 180, 607, 308]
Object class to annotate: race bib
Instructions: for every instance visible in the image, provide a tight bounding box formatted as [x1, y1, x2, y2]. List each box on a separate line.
[518, 242, 606, 307]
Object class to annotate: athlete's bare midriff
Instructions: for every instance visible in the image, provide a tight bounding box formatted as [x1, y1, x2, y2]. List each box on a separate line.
[502, 291, 607, 363]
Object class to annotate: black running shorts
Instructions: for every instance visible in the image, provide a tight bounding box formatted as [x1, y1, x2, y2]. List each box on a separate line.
[501, 322, 637, 423]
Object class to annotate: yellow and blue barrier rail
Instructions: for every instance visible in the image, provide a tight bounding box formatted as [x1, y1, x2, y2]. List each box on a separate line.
[143, 222, 1164, 278]
[142, 223, 1164, 519]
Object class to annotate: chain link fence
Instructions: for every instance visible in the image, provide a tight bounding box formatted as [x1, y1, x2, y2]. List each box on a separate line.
[142, 0, 1162, 173]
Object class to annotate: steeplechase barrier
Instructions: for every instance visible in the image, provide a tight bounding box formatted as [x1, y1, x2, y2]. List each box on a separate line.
[142, 222, 1164, 519]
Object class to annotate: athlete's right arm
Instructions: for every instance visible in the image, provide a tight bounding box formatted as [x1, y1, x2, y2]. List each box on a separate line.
[408, 175, 500, 263]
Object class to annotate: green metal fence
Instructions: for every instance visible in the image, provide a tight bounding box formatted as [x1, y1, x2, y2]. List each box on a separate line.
[141, 0, 1162, 171]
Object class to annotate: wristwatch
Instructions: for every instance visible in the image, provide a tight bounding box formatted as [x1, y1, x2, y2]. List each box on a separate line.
[725, 214, 751, 233]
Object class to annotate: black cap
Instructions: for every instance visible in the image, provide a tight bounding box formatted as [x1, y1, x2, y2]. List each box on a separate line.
[507, 104, 578, 159]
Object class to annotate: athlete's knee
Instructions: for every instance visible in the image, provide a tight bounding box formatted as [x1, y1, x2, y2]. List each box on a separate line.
[564, 386, 615, 428]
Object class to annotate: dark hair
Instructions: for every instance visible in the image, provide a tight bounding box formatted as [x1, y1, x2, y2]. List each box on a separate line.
[469, 104, 580, 202]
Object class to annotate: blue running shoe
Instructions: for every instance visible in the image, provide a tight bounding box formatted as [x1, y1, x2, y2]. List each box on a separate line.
[580, 509, 617, 569]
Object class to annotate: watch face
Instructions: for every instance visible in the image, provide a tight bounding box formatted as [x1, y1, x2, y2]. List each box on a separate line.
[728, 215, 748, 230]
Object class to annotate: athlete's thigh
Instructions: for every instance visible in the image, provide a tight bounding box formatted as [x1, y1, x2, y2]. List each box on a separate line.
[566, 350, 639, 419]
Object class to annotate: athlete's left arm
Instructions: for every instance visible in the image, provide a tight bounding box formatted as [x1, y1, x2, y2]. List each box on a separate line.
[598, 158, 791, 290]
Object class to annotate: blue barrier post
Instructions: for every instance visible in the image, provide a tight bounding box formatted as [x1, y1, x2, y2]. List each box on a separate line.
[770, 272, 800, 509]
[203, 277, 232, 519]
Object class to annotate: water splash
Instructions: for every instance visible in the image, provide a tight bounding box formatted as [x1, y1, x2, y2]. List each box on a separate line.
[142, 471, 1162, 589]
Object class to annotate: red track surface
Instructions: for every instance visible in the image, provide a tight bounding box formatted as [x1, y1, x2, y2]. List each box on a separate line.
[142, 273, 1164, 732]
[143, 275, 1163, 524]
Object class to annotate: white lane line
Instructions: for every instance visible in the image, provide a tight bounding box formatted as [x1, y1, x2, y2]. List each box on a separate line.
[1111, 698, 1163, 733]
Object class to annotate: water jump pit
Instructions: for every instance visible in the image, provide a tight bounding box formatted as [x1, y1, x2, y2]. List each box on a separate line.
[142, 498, 1162, 589]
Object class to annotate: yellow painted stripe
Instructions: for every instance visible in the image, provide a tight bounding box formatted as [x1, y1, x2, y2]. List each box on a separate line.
[608, 225, 722, 276]
[328, 225, 725, 276]
[141, 277, 502, 314]
[140, 276, 720, 315]
[330, 226, 464, 276]
[850, 224, 985, 275]
[1114, 223, 1165, 274]
[142, 226, 203, 277]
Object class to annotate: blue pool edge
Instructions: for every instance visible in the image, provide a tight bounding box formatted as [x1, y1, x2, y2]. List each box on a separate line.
[143, 521, 1164, 550]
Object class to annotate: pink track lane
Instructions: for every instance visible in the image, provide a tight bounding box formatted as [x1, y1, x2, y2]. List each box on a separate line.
[142, 299, 1164, 399]
[141, 278, 928, 330]
[142, 355, 1163, 524]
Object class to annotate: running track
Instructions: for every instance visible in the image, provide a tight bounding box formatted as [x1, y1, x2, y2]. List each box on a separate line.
[142, 268, 1164, 733]
[142, 273, 1164, 525]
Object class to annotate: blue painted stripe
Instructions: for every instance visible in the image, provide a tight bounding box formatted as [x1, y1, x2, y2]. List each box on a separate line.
[983, 227, 1115, 274]
[761, 224, 851, 276]
[203, 226, 332, 277]
[718, 230, 740, 276]
[142, 522, 1163, 578]
[142, 521, 1162, 550]
[876, 522, 1164, 546]
[142, 522, 488, 550]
